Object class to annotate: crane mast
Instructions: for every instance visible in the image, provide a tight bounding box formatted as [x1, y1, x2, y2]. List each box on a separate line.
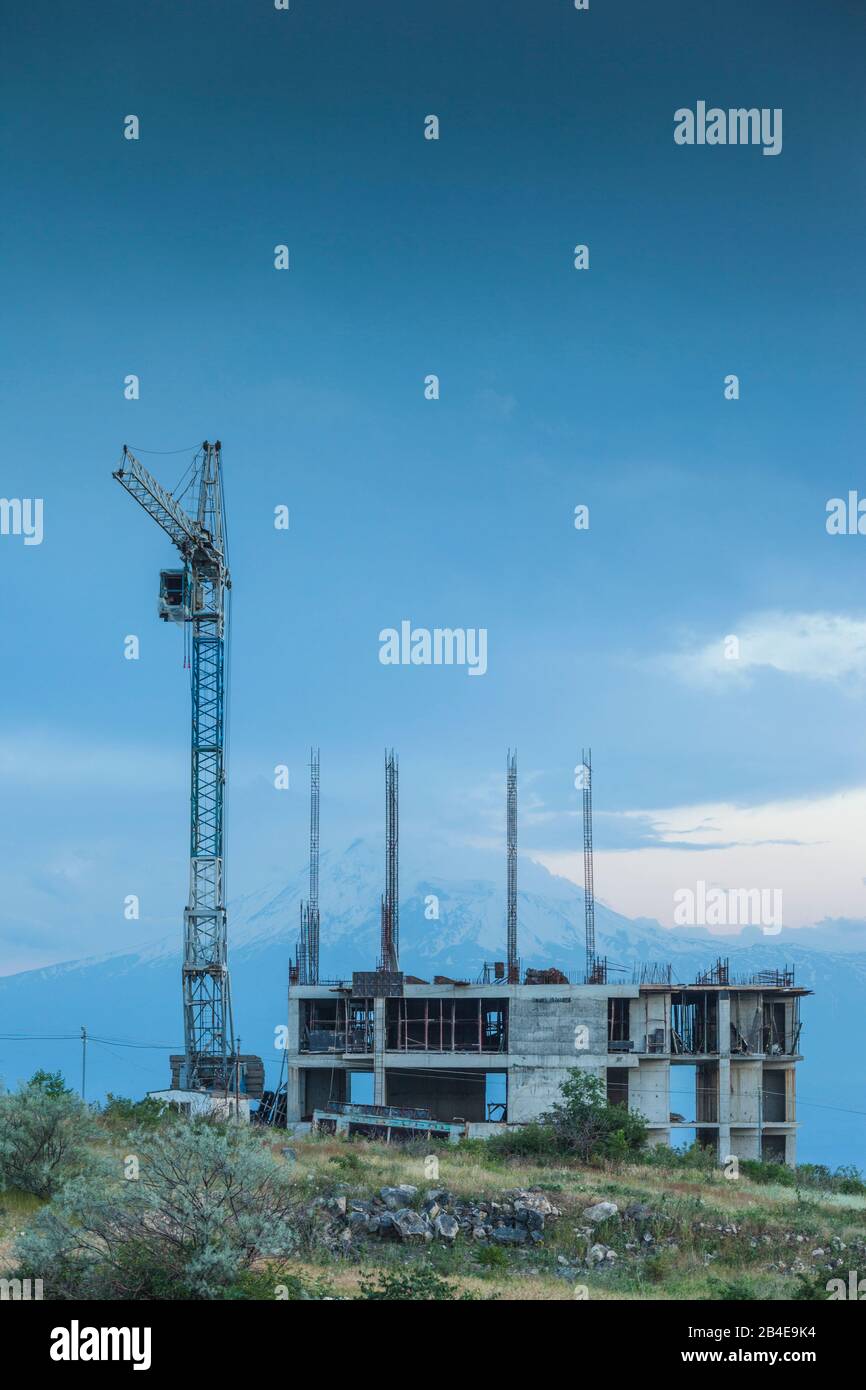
[114, 442, 234, 1091]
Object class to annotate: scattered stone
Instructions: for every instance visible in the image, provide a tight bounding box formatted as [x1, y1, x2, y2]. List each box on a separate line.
[625, 1202, 652, 1220]
[582, 1202, 619, 1224]
[588, 1243, 616, 1264]
[433, 1213, 460, 1242]
[392, 1207, 431, 1242]
[492, 1225, 529, 1246]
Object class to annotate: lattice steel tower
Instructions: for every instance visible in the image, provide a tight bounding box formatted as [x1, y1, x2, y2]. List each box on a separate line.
[296, 748, 321, 984]
[379, 750, 399, 972]
[581, 746, 599, 984]
[114, 442, 235, 1090]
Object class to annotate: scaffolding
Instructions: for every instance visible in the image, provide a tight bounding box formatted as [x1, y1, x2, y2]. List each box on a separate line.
[386, 997, 508, 1053]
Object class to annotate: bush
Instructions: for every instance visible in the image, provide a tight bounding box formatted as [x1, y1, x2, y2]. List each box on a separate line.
[13, 1119, 302, 1299]
[543, 1071, 648, 1162]
[739, 1159, 795, 1188]
[328, 1150, 365, 1176]
[637, 1140, 718, 1173]
[358, 1266, 478, 1300]
[100, 1094, 170, 1135]
[0, 1074, 96, 1198]
[738, 1159, 866, 1196]
[486, 1074, 648, 1165]
[486, 1122, 559, 1161]
[710, 1277, 760, 1301]
[474, 1244, 509, 1274]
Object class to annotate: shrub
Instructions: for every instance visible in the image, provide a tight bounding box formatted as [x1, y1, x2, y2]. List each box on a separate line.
[739, 1159, 795, 1188]
[710, 1277, 760, 1301]
[0, 1075, 97, 1198]
[638, 1140, 718, 1173]
[791, 1271, 832, 1301]
[486, 1122, 559, 1161]
[543, 1071, 648, 1162]
[100, 1094, 170, 1134]
[358, 1266, 479, 1300]
[328, 1150, 365, 1176]
[13, 1119, 302, 1299]
[474, 1244, 509, 1273]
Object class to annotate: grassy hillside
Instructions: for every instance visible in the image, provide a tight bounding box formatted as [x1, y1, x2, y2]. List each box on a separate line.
[3, 1125, 864, 1300]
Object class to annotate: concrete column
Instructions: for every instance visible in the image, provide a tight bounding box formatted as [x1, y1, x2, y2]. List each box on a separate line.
[285, 1066, 301, 1124]
[718, 994, 731, 1161]
[285, 993, 302, 1123]
[373, 997, 386, 1105]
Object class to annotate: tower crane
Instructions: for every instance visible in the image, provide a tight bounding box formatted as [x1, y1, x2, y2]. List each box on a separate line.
[114, 441, 256, 1096]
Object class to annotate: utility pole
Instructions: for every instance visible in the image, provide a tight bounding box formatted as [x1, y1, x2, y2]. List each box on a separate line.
[80, 1025, 87, 1102]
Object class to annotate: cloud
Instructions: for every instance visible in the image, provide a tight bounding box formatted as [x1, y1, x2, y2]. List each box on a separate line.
[534, 786, 866, 932]
[664, 611, 866, 687]
[0, 731, 182, 790]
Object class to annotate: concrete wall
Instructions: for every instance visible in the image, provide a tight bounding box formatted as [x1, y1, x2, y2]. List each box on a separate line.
[386, 1068, 488, 1123]
[509, 990, 609, 1057]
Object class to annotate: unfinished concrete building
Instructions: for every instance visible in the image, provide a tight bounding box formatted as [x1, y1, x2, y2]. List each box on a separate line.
[282, 752, 809, 1164]
[284, 963, 807, 1163]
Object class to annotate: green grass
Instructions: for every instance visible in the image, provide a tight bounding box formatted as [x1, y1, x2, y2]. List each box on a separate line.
[3, 1126, 864, 1300]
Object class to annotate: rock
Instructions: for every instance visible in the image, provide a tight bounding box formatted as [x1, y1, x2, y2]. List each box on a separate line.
[588, 1243, 616, 1264]
[492, 1225, 529, 1246]
[433, 1213, 460, 1242]
[582, 1202, 619, 1224]
[281, 1147, 297, 1162]
[380, 1185, 418, 1210]
[425, 1189, 451, 1205]
[471, 1226, 487, 1241]
[348, 1211, 370, 1233]
[392, 1207, 432, 1242]
[367, 1216, 381, 1236]
[625, 1203, 652, 1220]
[328, 1195, 347, 1216]
[511, 1191, 558, 1217]
[423, 1200, 441, 1221]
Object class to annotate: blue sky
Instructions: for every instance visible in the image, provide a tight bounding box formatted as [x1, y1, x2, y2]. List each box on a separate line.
[2, 0, 866, 971]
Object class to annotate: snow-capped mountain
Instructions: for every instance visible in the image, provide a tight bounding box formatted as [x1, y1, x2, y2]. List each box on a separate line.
[0, 837, 863, 1168]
